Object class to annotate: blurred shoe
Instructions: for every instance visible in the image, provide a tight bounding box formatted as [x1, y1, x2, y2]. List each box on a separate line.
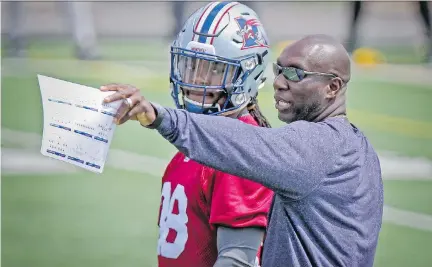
[7, 47, 27, 58]
[424, 47, 432, 67]
[5, 36, 27, 57]
[75, 48, 101, 61]
[426, 40, 432, 64]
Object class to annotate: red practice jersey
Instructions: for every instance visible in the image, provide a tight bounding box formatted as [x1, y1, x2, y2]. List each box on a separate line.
[157, 114, 273, 267]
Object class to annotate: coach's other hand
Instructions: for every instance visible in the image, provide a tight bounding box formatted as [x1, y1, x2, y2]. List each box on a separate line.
[100, 83, 156, 126]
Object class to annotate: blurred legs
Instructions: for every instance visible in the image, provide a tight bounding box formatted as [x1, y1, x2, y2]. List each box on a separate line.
[64, 1, 100, 60]
[5, 1, 27, 57]
[347, 1, 363, 54]
[418, 1, 431, 63]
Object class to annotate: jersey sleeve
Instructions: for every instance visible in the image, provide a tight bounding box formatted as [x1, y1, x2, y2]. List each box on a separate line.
[209, 170, 273, 229]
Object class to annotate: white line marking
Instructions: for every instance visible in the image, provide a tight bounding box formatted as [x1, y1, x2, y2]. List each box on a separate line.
[1, 148, 78, 175]
[351, 64, 432, 87]
[106, 149, 167, 177]
[2, 128, 432, 232]
[379, 151, 432, 180]
[2, 128, 431, 180]
[383, 206, 432, 232]
[1, 128, 168, 177]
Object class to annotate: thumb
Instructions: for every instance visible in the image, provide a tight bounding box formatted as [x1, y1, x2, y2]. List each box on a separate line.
[136, 101, 157, 126]
[136, 111, 155, 126]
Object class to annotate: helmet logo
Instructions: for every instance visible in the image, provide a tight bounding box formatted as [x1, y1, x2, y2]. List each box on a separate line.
[190, 47, 206, 53]
[234, 17, 269, 50]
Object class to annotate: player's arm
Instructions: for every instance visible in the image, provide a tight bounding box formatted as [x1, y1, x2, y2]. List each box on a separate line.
[150, 105, 338, 200]
[214, 226, 264, 267]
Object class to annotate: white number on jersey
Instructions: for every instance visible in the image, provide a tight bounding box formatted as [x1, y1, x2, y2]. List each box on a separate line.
[157, 182, 189, 259]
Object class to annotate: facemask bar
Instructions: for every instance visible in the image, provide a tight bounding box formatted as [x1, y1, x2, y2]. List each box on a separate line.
[171, 46, 243, 89]
[170, 46, 257, 115]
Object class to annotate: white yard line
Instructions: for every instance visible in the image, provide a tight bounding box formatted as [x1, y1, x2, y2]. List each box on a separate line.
[3, 128, 431, 180]
[2, 128, 432, 232]
[383, 206, 432, 232]
[350, 64, 432, 87]
[1, 148, 78, 175]
[379, 151, 432, 180]
[1, 147, 167, 177]
[1, 128, 168, 177]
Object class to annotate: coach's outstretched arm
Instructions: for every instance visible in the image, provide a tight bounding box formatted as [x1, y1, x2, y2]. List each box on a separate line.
[153, 105, 342, 200]
[102, 84, 340, 200]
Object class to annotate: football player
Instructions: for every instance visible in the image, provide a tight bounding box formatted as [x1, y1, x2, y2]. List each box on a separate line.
[103, 2, 274, 266]
[158, 2, 274, 266]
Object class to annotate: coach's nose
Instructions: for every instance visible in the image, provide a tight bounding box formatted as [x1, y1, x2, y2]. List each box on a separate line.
[273, 73, 289, 92]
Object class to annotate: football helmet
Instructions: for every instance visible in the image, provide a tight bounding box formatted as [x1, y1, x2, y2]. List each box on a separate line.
[170, 1, 271, 115]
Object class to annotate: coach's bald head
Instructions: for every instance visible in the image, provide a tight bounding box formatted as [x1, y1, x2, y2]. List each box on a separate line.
[293, 34, 351, 83]
[273, 34, 351, 123]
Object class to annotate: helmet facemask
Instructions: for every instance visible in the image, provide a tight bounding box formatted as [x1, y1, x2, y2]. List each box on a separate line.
[170, 42, 257, 115]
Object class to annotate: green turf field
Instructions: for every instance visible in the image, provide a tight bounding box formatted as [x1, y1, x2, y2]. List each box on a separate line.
[2, 40, 432, 267]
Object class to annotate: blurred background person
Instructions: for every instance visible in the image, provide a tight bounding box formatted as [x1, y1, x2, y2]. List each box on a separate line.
[64, 1, 100, 60]
[347, 1, 431, 64]
[171, 1, 186, 39]
[4, 1, 100, 60]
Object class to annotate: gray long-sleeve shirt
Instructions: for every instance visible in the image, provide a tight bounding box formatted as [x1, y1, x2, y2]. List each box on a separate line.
[151, 105, 384, 267]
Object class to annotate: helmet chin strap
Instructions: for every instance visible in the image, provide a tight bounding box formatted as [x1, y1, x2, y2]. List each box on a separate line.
[183, 96, 222, 114]
[182, 94, 250, 116]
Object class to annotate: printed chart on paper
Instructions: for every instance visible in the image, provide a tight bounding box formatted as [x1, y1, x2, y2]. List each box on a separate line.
[38, 75, 122, 173]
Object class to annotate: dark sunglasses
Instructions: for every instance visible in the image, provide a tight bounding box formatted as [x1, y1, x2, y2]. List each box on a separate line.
[273, 63, 337, 82]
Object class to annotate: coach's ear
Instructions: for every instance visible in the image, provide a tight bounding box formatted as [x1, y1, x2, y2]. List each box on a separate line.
[326, 77, 343, 99]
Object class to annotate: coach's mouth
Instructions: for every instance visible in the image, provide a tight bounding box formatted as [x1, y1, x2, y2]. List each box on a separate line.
[274, 97, 292, 111]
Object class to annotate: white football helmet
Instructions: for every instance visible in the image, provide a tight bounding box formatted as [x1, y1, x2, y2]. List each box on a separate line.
[170, 1, 271, 115]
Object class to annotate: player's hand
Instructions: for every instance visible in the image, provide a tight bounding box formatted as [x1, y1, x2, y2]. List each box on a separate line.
[100, 83, 156, 126]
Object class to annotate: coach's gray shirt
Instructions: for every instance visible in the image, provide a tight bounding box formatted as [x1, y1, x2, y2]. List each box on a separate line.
[151, 105, 384, 267]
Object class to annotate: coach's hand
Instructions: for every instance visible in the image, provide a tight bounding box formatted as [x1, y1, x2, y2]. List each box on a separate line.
[100, 83, 156, 126]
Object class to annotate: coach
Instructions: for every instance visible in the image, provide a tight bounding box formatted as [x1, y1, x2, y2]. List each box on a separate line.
[102, 34, 384, 267]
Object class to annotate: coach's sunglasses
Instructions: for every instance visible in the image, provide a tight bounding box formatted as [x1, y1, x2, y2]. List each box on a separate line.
[273, 63, 337, 82]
